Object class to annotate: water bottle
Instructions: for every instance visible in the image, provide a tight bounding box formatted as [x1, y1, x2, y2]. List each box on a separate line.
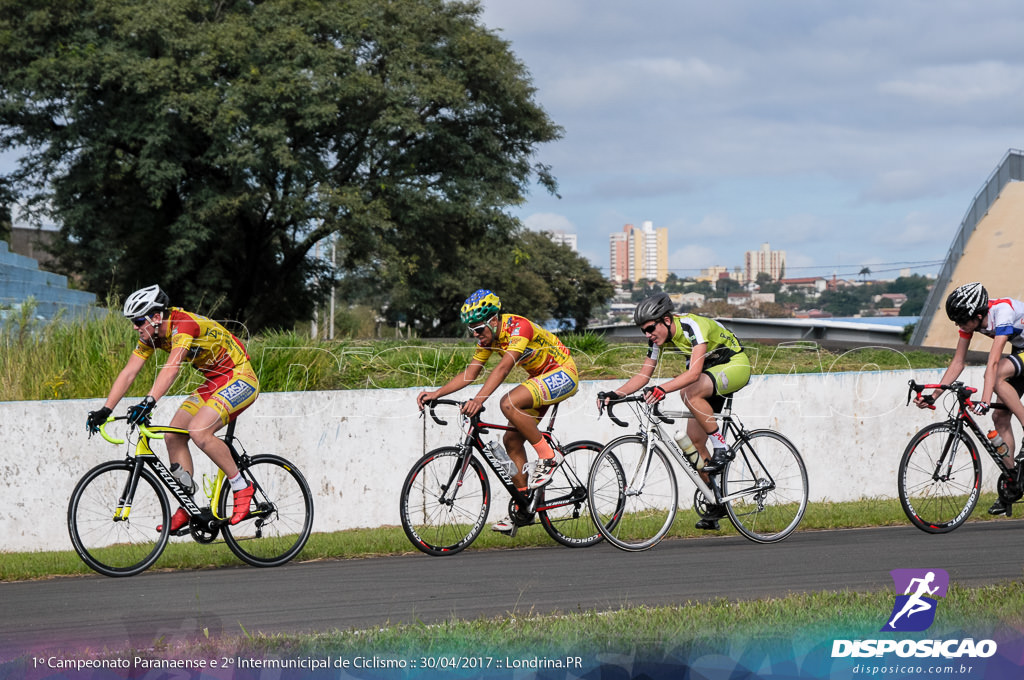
[486, 441, 518, 478]
[674, 431, 704, 470]
[987, 430, 1009, 457]
[170, 463, 196, 495]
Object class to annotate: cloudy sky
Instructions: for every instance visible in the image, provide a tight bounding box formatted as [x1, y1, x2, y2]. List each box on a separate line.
[478, 0, 1024, 280]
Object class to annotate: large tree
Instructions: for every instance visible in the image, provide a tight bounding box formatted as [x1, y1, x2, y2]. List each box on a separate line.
[0, 0, 561, 330]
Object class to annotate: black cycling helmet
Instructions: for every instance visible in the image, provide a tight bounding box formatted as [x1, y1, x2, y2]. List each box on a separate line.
[945, 282, 988, 324]
[633, 292, 676, 325]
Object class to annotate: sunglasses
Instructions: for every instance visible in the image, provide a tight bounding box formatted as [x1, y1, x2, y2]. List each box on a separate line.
[132, 316, 149, 328]
[640, 323, 658, 335]
[468, 323, 489, 336]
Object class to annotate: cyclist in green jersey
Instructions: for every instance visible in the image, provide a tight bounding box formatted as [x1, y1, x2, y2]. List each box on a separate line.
[598, 292, 751, 530]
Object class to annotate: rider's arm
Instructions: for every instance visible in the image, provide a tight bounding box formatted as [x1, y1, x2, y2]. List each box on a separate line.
[102, 353, 148, 409]
[657, 343, 709, 395]
[979, 334, 1009, 405]
[614, 355, 658, 396]
[927, 334, 971, 403]
[417, 359, 486, 408]
[466, 350, 519, 412]
[146, 345, 189, 402]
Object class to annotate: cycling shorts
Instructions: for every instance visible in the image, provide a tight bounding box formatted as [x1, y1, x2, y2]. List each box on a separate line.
[1004, 350, 1024, 396]
[704, 351, 750, 397]
[179, 361, 260, 425]
[520, 359, 579, 416]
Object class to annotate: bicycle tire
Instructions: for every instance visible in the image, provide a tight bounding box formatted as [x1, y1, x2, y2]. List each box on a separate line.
[897, 421, 982, 534]
[67, 460, 170, 577]
[538, 440, 620, 548]
[218, 454, 314, 567]
[587, 435, 677, 552]
[400, 447, 490, 556]
[721, 429, 808, 543]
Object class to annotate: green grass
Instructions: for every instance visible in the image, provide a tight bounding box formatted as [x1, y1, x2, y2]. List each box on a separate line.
[0, 312, 951, 401]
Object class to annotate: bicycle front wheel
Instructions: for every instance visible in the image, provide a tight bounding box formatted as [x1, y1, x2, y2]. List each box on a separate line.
[539, 440, 619, 548]
[400, 447, 490, 556]
[898, 422, 982, 534]
[219, 455, 314, 567]
[587, 435, 677, 552]
[721, 430, 808, 543]
[67, 460, 170, 577]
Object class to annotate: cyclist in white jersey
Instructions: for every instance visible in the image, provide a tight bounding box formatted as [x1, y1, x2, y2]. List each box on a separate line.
[917, 282, 1024, 515]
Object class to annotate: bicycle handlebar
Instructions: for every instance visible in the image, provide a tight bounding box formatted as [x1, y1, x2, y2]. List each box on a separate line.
[421, 398, 484, 427]
[906, 379, 1006, 412]
[601, 394, 674, 428]
[97, 416, 181, 445]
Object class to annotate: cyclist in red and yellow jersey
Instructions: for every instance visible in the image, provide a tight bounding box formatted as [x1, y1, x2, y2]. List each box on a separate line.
[86, 285, 260, 531]
[416, 289, 579, 532]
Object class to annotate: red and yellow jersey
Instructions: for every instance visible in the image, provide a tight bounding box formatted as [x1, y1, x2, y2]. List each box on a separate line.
[132, 308, 250, 376]
[471, 314, 572, 377]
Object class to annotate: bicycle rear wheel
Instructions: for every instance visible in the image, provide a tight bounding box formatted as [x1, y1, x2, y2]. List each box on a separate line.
[587, 435, 677, 552]
[721, 429, 807, 543]
[898, 422, 982, 534]
[219, 454, 314, 567]
[539, 440, 620, 547]
[67, 460, 170, 577]
[400, 447, 490, 556]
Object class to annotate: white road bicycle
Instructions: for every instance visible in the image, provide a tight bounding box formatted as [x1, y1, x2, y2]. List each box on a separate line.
[587, 395, 808, 551]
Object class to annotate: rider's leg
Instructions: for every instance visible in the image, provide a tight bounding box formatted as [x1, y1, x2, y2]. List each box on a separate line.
[500, 386, 545, 490]
[186, 405, 238, 478]
[992, 356, 1024, 469]
[166, 407, 198, 477]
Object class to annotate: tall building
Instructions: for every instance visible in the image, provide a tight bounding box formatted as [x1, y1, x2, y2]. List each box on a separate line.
[608, 221, 668, 283]
[744, 242, 786, 284]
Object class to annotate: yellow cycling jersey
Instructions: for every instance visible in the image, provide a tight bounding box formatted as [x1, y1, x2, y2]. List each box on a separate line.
[132, 308, 250, 377]
[471, 314, 573, 377]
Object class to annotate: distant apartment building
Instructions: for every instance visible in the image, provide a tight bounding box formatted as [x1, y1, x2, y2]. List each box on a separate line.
[545, 230, 578, 252]
[744, 242, 786, 283]
[608, 221, 668, 283]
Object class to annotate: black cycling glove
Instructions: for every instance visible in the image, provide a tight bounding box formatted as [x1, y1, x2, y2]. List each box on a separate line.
[86, 406, 112, 434]
[126, 396, 156, 426]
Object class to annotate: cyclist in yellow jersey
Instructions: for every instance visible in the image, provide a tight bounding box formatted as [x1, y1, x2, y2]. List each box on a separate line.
[86, 285, 260, 531]
[416, 289, 579, 533]
[598, 292, 751, 530]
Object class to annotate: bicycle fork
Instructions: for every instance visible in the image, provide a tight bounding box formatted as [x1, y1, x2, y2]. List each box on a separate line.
[113, 461, 146, 521]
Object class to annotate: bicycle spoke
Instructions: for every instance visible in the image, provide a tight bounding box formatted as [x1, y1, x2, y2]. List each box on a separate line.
[898, 423, 981, 533]
[722, 430, 807, 543]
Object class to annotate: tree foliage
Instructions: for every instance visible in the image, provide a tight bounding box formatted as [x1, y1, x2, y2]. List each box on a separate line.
[0, 0, 562, 330]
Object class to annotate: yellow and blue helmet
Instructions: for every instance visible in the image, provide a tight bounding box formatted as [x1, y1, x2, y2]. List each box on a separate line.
[460, 289, 501, 324]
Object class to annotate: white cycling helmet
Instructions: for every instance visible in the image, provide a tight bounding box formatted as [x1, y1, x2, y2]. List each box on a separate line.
[123, 284, 169, 319]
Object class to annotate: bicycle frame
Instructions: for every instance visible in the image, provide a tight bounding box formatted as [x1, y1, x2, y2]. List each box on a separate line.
[99, 417, 242, 528]
[425, 399, 568, 517]
[605, 397, 774, 506]
[907, 380, 1013, 475]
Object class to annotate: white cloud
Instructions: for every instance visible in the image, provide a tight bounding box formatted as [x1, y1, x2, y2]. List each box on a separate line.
[522, 212, 575, 232]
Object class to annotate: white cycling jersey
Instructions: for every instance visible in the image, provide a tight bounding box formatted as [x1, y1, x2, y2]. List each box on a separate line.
[959, 297, 1024, 350]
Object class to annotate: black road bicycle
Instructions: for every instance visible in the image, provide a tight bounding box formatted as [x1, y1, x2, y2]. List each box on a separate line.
[399, 399, 625, 556]
[588, 395, 808, 551]
[900, 380, 1022, 533]
[68, 416, 314, 576]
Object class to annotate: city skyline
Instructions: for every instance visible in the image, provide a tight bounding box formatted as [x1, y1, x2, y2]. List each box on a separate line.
[479, 1, 1024, 282]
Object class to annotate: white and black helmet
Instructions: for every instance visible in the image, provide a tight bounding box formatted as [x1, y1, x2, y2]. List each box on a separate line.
[633, 292, 676, 325]
[945, 282, 988, 324]
[123, 284, 169, 319]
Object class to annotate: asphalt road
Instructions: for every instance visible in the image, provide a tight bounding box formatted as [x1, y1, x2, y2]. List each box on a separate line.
[3, 521, 1023, 659]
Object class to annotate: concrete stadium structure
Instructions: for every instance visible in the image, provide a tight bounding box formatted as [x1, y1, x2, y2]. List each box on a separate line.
[912, 149, 1024, 350]
[0, 239, 96, 321]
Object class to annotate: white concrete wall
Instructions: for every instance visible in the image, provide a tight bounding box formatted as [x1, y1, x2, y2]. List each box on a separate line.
[2, 365, 1006, 553]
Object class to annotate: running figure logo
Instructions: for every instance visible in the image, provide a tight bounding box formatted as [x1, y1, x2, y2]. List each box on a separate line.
[881, 568, 949, 632]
